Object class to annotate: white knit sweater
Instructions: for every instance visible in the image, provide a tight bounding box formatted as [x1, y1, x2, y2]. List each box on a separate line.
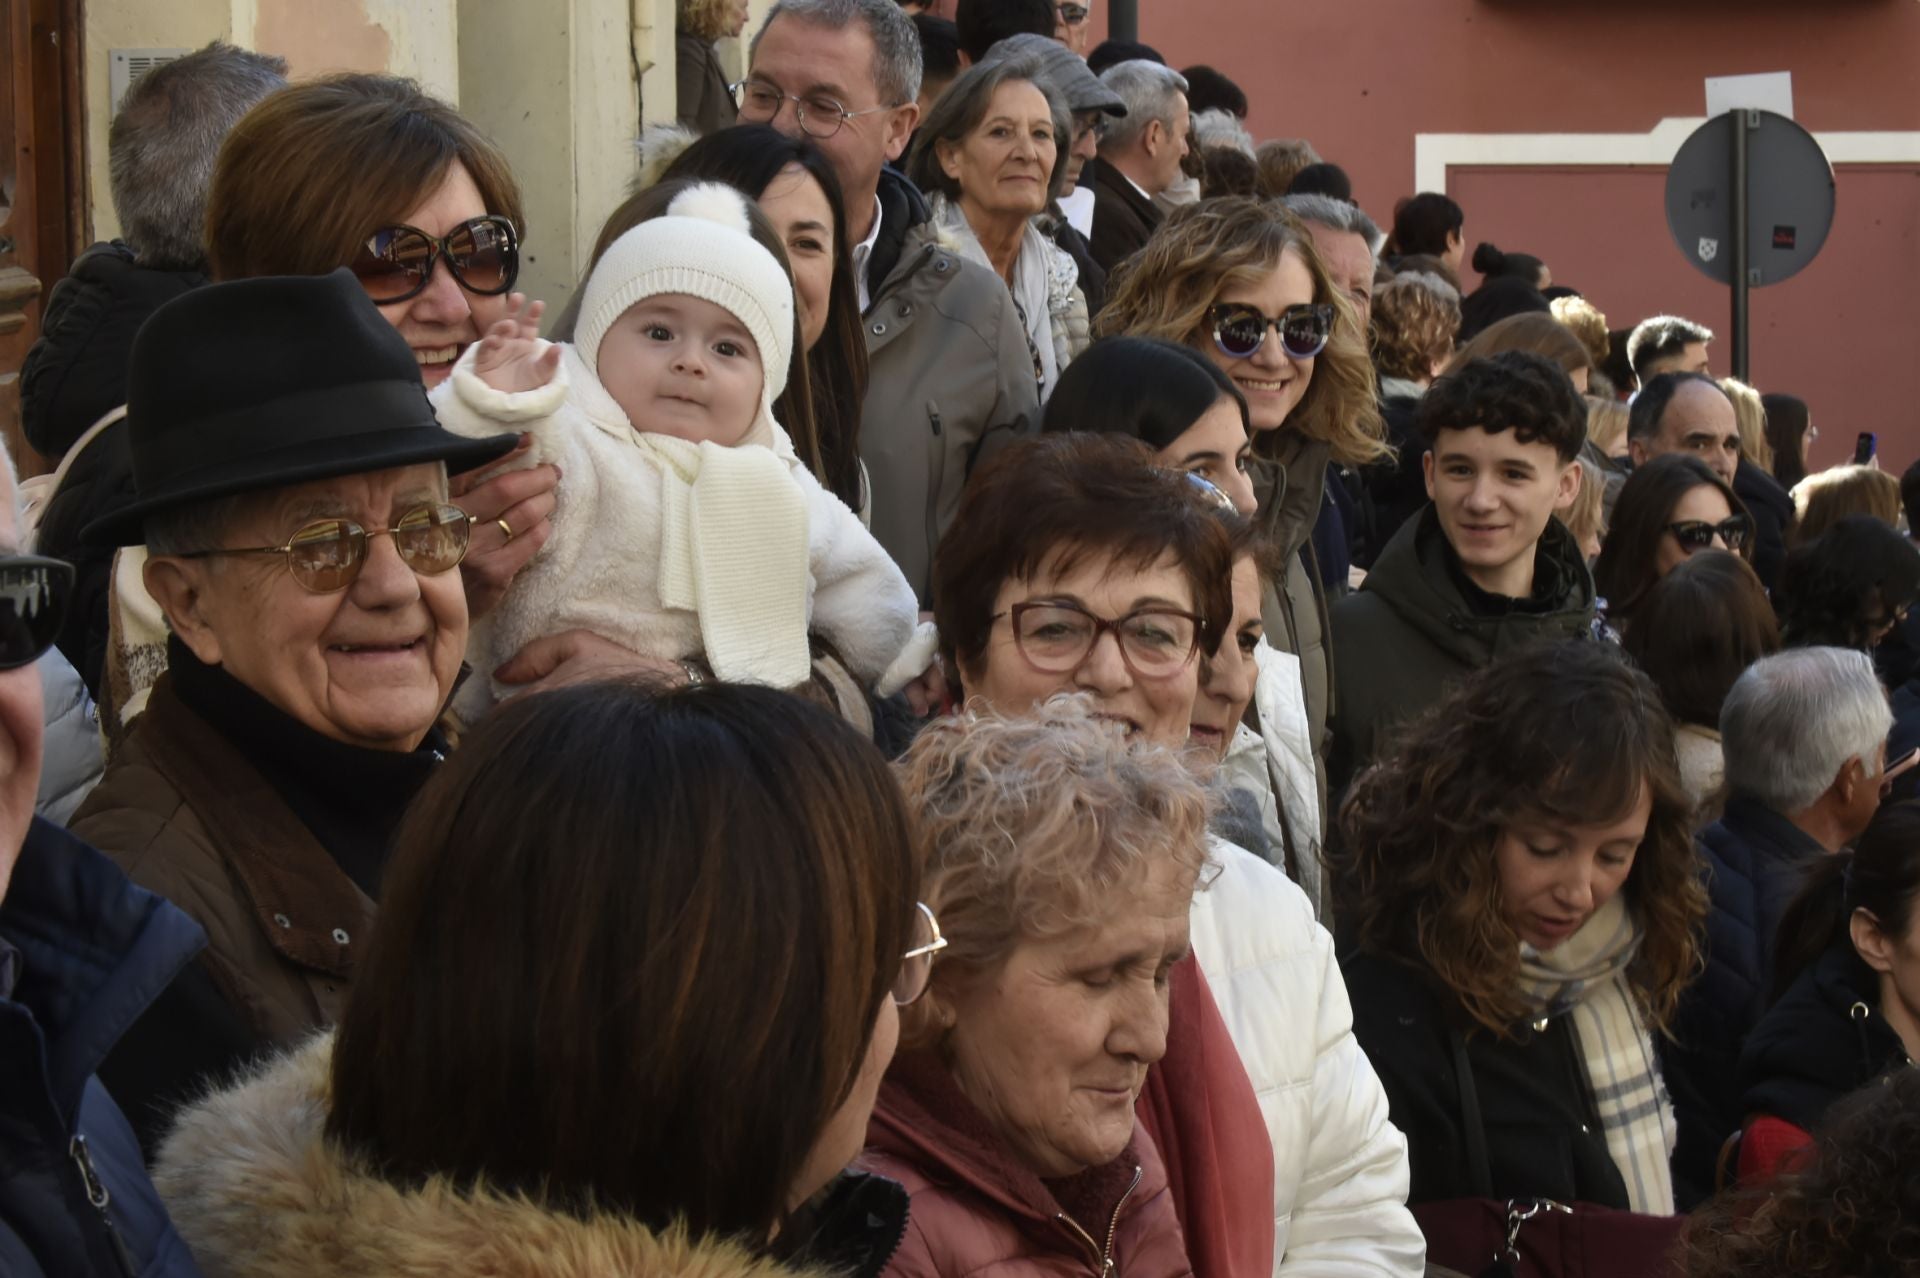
[432, 342, 921, 700]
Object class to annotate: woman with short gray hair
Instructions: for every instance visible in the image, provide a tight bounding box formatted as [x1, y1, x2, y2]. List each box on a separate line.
[906, 58, 1086, 396]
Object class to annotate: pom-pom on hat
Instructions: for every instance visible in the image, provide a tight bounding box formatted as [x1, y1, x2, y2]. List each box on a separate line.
[573, 182, 795, 430]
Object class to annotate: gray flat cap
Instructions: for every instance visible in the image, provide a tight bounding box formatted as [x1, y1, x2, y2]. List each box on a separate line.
[981, 33, 1127, 116]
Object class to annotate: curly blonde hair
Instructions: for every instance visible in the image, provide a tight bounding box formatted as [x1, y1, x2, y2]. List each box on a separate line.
[892, 696, 1214, 1050]
[1370, 273, 1459, 383]
[1098, 196, 1388, 467]
[1550, 294, 1611, 370]
[677, 0, 735, 40]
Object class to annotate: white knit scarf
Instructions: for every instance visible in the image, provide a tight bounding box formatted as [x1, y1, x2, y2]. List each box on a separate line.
[1513, 894, 1676, 1214]
[929, 195, 1077, 397]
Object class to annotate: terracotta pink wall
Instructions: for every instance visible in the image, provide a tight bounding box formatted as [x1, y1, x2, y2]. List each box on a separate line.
[1098, 0, 1920, 472]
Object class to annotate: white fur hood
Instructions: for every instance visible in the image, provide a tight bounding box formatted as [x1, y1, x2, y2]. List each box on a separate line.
[153, 1035, 839, 1278]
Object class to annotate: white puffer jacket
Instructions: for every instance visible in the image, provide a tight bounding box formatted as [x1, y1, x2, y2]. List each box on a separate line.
[1221, 640, 1328, 914]
[1190, 837, 1425, 1276]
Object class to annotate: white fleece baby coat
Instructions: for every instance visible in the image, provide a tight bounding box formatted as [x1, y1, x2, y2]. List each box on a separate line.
[432, 340, 922, 701]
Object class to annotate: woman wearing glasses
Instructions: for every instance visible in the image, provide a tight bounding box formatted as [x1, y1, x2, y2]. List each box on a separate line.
[89, 76, 561, 734]
[154, 679, 925, 1278]
[906, 58, 1086, 398]
[869, 701, 1206, 1277]
[69, 272, 515, 1153]
[928, 432, 1424, 1275]
[1593, 453, 1752, 633]
[1099, 196, 1388, 852]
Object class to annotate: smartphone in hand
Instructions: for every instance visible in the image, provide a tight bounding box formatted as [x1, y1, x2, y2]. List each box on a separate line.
[1854, 432, 1878, 465]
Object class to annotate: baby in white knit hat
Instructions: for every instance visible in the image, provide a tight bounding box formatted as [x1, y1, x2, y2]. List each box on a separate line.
[432, 181, 924, 703]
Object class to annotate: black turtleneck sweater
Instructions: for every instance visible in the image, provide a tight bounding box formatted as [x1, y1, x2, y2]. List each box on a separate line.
[165, 634, 446, 897]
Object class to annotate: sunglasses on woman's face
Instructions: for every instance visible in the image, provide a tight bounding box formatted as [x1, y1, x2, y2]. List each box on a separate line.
[1206, 302, 1334, 362]
[1665, 513, 1752, 554]
[0, 556, 73, 671]
[349, 215, 520, 305]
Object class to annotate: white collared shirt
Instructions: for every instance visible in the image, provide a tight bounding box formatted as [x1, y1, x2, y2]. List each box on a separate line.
[852, 192, 884, 313]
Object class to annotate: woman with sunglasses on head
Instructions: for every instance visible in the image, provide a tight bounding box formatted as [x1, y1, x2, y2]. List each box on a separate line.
[929, 432, 1424, 1276]
[1100, 196, 1388, 850]
[1592, 453, 1752, 633]
[154, 679, 922, 1278]
[93, 76, 559, 737]
[69, 271, 515, 1156]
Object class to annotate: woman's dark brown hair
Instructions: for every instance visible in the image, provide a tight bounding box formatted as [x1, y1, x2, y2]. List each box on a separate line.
[1593, 453, 1751, 626]
[328, 680, 918, 1242]
[660, 126, 871, 511]
[1334, 641, 1706, 1037]
[206, 74, 524, 281]
[1622, 550, 1780, 729]
[931, 433, 1234, 682]
[1684, 1067, 1920, 1275]
[547, 178, 827, 498]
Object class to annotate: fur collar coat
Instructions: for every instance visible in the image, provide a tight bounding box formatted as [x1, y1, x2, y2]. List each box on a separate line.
[154, 1035, 851, 1278]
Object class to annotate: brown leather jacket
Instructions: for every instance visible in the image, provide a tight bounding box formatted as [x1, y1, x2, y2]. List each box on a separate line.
[69, 677, 373, 1048]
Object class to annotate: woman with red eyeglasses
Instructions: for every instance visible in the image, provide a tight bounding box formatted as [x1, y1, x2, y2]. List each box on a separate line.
[1098, 197, 1388, 878]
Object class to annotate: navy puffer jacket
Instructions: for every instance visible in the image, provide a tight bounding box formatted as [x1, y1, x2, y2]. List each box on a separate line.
[0, 818, 205, 1277]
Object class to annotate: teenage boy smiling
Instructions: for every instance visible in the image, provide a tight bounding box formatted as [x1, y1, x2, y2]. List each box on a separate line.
[1328, 351, 1597, 794]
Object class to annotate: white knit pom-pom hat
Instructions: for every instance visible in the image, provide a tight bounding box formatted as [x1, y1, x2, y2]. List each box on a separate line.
[573, 182, 795, 419]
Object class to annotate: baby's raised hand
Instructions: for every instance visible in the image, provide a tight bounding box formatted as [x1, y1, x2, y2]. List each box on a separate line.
[471, 293, 562, 393]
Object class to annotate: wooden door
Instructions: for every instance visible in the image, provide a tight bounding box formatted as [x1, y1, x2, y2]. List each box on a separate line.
[1, 0, 85, 477]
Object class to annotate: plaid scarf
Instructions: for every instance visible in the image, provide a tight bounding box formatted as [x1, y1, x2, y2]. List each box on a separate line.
[1514, 895, 1676, 1213]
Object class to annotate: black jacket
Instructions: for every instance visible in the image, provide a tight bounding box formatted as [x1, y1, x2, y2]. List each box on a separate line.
[1087, 160, 1162, 274]
[1328, 508, 1597, 795]
[21, 242, 204, 458]
[1733, 457, 1792, 591]
[1346, 391, 1426, 571]
[1341, 951, 1629, 1210]
[1665, 795, 1827, 1206]
[0, 818, 206, 1277]
[23, 243, 203, 699]
[1740, 938, 1911, 1136]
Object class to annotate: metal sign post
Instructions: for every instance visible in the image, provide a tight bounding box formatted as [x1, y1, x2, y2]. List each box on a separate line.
[1109, 0, 1138, 42]
[1666, 110, 1833, 384]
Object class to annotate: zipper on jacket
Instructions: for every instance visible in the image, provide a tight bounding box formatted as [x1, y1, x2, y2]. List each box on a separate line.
[1052, 1163, 1142, 1276]
[71, 1134, 138, 1278]
[924, 401, 946, 580]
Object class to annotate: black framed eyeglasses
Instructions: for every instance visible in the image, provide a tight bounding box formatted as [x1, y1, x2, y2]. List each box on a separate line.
[175, 503, 477, 593]
[1207, 302, 1334, 362]
[730, 80, 893, 140]
[1056, 2, 1090, 24]
[0, 556, 73, 671]
[893, 903, 949, 1007]
[349, 215, 520, 305]
[996, 600, 1204, 681]
[1665, 514, 1751, 555]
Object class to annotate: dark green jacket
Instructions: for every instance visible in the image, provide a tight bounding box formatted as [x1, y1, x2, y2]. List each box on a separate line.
[1328, 507, 1596, 795]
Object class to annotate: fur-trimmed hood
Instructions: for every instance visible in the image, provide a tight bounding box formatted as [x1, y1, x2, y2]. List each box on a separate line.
[153, 1034, 845, 1278]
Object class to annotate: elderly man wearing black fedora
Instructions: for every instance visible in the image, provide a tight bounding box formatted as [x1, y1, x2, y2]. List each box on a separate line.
[68, 269, 516, 1153]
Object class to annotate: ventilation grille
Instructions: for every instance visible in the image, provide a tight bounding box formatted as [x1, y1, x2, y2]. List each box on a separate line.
[109, 49, 192, 115]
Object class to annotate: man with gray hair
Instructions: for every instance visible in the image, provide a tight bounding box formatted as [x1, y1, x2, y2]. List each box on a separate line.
[21, 41, 285, 699]
[1665, 645, 1893, 1206]
[746, 0, 1039, 600]
[1088, 60, 1188, 271]
[23, 42, 286, 464]
[1282, 192, 1383, 329]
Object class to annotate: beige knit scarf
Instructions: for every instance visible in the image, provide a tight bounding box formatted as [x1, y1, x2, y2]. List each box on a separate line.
[1514, 894, 1676, 1214]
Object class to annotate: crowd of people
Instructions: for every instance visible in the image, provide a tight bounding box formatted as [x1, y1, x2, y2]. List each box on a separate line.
[4, 3, 1917, 1276]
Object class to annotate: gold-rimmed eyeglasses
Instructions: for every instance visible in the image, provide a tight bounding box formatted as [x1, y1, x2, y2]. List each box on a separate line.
[893, 902, 949, 1006]
[175, 502, 476, 593]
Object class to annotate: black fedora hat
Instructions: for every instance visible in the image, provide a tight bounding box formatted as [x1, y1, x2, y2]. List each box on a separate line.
[83, 268, 519, 547]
